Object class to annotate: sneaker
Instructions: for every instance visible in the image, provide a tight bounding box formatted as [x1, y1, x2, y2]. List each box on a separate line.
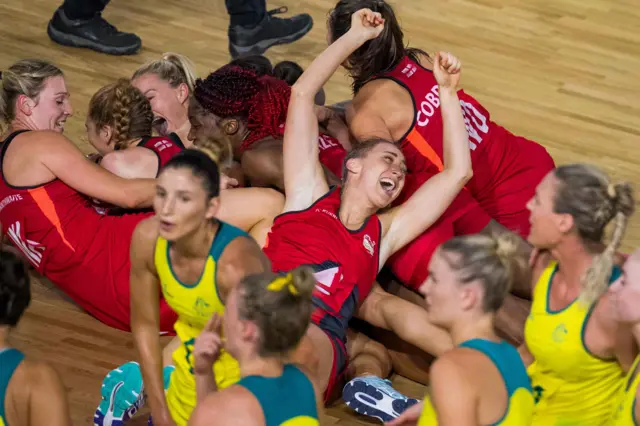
[47, 7, 141, 55]
[94, 362, 145, 426]
[342, 375, 420, 422]
[228, 6, 313, 58]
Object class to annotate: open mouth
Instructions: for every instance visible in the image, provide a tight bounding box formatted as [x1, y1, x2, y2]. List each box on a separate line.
[152, 117, 168, 136]
[379, 177, 397, 195]
[159, 220, 174, 231]
[55, 120, 66, 132]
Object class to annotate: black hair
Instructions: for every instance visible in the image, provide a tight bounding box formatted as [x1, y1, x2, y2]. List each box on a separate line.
[229, 55, 274, 77]
[328, 0, 430, 93]
[163, 149, 221, 199]
[0, 249, 31, 327]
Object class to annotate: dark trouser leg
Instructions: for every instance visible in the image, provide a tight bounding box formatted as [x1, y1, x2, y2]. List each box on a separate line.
[225, 0, 266, 29]
[60, 0, 109, 20]
[48, 0, 141, 55]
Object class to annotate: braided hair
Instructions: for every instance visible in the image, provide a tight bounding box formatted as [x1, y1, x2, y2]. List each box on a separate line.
[193, 65, 290, 153]
[88, 79, 153, 150]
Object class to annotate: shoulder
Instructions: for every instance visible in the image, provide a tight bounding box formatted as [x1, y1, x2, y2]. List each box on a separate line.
[241, 146, 283, 173]
[131, 217, 160, 251]
[11, 130, 74, 152]
[218, 232, 268, 266]
[429, 350, 476, 391]
[9, 357, 64, 397]
[101, 148, 157, 179]
[191, 385, 262, 425]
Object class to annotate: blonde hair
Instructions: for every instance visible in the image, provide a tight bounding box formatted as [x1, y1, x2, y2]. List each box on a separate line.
[553, 164, 635, 305]
[193, 134, 233, 172]
[88, 79, 153, 150]
[0, 59, 63, 129]
[440, 233, 529, 312]
[238, 267, 315, 357]
[132, 52, 197, 92]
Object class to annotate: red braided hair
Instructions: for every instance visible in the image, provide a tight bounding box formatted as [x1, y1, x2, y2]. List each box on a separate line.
[194, 65, 291, 153]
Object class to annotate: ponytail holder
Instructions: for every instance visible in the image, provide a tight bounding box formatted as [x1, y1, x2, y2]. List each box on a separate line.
[607, 183, 616, 199]
[267, 272, 298, 295]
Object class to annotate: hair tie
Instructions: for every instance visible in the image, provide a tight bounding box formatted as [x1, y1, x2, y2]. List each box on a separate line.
[607, 183, 616, 199]
[266, 272, 298, 295]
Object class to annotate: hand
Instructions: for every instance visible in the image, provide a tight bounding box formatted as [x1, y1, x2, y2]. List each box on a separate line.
[433, 52, 462, 90]
[193, 314, 224, 375]
[385, 400, 424, 426]
[349, 8, 385, 42]
[220, 173, 239, 190]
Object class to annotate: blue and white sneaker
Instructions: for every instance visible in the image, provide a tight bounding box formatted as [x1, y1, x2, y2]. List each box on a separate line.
[94, 361, 145, 426]
[342, 375, 420, 422]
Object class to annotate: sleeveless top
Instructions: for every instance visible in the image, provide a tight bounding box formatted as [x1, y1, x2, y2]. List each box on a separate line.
[524, 261, 624, 425]
[0, 130, 150, 331]
[160, 221, 248, 423]
[0, 348, 25, 426]
[136, 135, 185, 176]
[417, 338, 533, 425]
[236, 364, 319, 426]
[613, 355, 640, 426]
[373, 56, 522, 197]
[263, 187, 381, 342]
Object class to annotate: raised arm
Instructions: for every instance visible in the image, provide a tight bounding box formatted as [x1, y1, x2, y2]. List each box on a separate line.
[379, 52, 472, 263]
[39, 131, 155, 208]
[283, 9, 385, 212]
[129, 219, 175, 426]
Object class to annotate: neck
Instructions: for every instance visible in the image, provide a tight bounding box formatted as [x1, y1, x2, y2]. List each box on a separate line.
[122, 137, 143, 149]
[449, 314, 497, 346]
[172, 221, 218, 258]
[238, 352, 284, 378]
[631, 323, 640, 347]
[339, 184, 377, 230]
[550, 237, 595, 290]
[174, 119, 193, 148]
[0, 327, 8, 349]
[10, 117, 39, 133]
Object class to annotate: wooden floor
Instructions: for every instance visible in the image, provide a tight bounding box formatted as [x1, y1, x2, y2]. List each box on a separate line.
[2, 0, 639, 424]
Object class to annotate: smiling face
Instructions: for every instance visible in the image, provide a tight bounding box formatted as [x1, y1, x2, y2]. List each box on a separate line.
[344, 141, 406, 209]
[132, 73, 188, 136]
[23, 76, 72, 133]
[153, 166, 219, 241]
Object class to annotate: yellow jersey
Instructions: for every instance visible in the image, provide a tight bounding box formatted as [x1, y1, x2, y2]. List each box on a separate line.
[157, 222, 248, 426]
[524, 261, 624, 425]
[613, 355, 640, 426]
[418, 338, 534, 425]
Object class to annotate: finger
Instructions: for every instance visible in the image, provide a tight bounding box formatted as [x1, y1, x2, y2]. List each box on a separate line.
[204, 313, 220, 332]
[228, 177, 239, 187]
[433, 52, 441, 70]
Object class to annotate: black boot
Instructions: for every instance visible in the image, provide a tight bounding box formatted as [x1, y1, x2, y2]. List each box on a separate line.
[47, 7, 141, 55]
[228, 7, 313, 59]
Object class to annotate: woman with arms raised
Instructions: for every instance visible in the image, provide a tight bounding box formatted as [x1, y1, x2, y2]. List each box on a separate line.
[262, 8, 471, 418]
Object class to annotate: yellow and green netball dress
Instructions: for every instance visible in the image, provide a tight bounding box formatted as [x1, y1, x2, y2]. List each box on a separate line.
[612, 354, 640, 425]
[417, 338, 533, 425]
[236, 364, 320, 426]
[1, 348, 25, 426]
[156, 222, 248, 425]
[524, 261, 624, 426]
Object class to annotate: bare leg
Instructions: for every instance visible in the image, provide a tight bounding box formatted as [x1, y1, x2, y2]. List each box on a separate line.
[346, 330, 392, 380]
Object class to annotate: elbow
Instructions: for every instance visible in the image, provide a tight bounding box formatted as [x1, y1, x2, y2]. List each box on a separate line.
[452, 164, 473, 188]
[290, 83, 315, 101]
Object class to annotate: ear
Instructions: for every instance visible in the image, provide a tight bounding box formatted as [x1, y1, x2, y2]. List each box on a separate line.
[17, 94, 36, 116]
[222, 118, 240, 137]
[176, 82, 190, 105]
[100, 125, 114, 146]
[345, 157, 363, 176]
[240, 318, 260, 345]
[556, 212, 575, 234]
[205, 196, 220, 220]
[459, 283, 479, 312]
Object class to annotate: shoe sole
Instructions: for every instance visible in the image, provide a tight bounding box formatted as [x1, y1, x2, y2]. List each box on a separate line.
[342, 380, 415, 423]
[47, 22, 141, 56]
[229, 19, 313, 58]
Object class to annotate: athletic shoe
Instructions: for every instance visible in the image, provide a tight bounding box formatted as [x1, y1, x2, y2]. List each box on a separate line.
[47, 7, 141, 55]
[342, 375, 420, 422]
[94, 362, 145, 426]
[228, 7, 313, 58]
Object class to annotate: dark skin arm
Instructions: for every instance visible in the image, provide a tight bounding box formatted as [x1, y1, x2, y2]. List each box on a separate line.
[241, 146, 340, 192]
